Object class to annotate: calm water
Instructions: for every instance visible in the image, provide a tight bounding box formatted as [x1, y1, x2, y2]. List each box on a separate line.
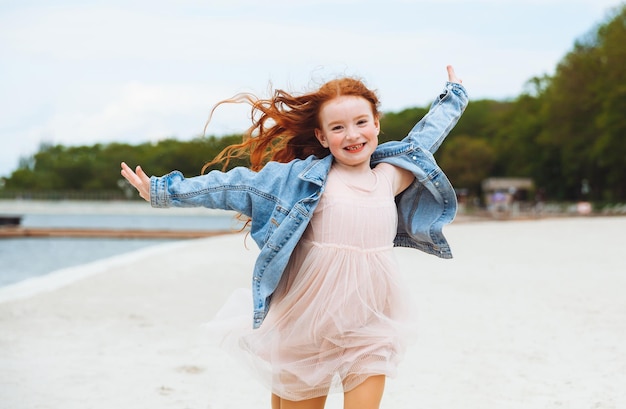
[0, 213, 240, 287]
[20, 213, 237, 231]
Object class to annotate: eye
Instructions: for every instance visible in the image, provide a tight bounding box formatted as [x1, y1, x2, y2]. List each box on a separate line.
[357, 119, 368, 126]
[331, 125, 344, 132]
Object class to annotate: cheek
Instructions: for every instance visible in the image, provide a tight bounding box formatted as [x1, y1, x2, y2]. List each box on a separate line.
[327, 137, 343, 150]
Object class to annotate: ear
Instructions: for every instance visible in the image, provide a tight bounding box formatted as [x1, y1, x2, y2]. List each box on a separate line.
[374, 115, 381, 136]
[315, 128, 329, 148]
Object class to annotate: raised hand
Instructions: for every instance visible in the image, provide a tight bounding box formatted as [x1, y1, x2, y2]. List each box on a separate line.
[120, 162, 151, 202]
[446, 65, 462, 84]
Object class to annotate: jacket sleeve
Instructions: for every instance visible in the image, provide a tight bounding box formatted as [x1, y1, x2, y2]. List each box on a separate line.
[404, 82, 469, 154]
[149, 163, 289, 218]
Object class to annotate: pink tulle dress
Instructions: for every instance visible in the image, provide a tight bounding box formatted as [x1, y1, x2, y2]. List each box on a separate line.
[209, 164, 417, 401]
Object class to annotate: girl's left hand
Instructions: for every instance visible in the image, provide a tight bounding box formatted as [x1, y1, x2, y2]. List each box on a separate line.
[446, 65, 462, 84]
[120, 162, 151, 202]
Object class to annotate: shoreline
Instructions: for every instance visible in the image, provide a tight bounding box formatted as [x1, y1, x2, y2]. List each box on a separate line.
[0, 199, 236, 216]
[0, 239, 198, 304]
[1, 198, 611, 228]
[0, 226, 236, 239]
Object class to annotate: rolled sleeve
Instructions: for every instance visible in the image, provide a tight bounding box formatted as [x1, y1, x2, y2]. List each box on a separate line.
[150, 171, 184, 208]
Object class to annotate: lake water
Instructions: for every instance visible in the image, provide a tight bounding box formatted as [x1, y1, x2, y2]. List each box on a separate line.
[0, 204, 242, 287]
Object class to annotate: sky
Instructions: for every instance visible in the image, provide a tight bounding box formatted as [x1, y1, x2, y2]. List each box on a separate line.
[0, 0, 623, 177]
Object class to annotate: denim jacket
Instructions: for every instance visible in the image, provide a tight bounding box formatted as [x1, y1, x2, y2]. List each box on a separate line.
[150, 82, 468, 328]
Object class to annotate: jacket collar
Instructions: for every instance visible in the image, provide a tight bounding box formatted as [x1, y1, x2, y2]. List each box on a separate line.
[298, 155, 333, 186]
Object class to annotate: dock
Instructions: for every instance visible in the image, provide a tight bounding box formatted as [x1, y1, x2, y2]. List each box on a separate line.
[0, 215, 22, 226]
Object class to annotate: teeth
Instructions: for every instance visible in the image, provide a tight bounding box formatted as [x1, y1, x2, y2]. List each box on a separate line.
[346, 144, 363, 151]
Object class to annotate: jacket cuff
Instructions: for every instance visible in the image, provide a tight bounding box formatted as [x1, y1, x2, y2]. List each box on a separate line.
[444, 81, 469, 105]
[150, 171, 183, 208]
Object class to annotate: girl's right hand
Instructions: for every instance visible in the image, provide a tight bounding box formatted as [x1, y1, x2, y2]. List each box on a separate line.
[120, 162, 151, 202]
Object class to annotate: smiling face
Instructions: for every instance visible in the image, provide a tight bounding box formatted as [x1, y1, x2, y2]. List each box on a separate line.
[314, 95, 380, 171]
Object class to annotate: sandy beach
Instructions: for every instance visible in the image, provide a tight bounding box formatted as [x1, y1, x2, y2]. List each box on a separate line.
[1, 216, 625, 409]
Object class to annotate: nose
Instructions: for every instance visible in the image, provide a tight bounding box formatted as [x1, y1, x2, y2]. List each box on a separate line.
[345, 125, 359, 139]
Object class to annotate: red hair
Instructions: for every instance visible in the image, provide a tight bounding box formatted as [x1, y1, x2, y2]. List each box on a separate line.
[202, 77, 380, 173]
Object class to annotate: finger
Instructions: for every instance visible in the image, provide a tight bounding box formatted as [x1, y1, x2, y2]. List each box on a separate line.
[135, 166, 151, 191]
[120, 161, 130, 176]
[135, 165, 149, 182]
[120, 162, 136, 179]
[446, 65, 456, 81]
[446, 65, 462, 84]
[120, 163, 144, 189]
[120, 166, 137, 185]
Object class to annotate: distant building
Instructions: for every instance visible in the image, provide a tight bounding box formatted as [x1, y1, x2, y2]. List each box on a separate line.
[482, 177, 534, 214]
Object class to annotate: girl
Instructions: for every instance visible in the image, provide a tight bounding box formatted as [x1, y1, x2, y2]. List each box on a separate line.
[121, 65, 468, 409]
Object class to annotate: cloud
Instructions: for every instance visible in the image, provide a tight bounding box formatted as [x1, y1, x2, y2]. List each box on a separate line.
[15, 81, 252, 143]
[0, 0, 622, 177]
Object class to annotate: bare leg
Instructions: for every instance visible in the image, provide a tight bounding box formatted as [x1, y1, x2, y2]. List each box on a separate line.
[271, 393, 327, 409]
[343, 375, 386, 409]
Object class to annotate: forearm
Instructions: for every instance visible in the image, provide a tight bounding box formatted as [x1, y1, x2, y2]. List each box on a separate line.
[404, 82, 468, 153]
[150, 168, 256, 216]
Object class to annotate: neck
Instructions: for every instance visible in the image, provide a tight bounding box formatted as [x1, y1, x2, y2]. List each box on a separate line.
[333, 161, 372, 174]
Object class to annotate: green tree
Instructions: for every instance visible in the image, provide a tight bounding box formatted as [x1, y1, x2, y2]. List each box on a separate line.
[438, 135, 495, 194]
[591, 5, 626, 200]
[4, 6, 626, 203]
[538, 4, 626, 200]
[379, 107, 428, 143]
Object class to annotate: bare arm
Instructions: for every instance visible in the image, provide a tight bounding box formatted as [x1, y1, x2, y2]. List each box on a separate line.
[382, 65, 463, 195]
[120, 162, 151, 201]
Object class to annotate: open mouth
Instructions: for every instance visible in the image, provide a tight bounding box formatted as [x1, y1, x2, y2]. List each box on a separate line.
[344, 143, 365, 152]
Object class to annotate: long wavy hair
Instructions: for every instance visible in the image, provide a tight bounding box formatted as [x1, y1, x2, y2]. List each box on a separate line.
[202, 77, 381, 173]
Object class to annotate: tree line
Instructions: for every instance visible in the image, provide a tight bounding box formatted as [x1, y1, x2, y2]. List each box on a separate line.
[3, 5, 625, 203]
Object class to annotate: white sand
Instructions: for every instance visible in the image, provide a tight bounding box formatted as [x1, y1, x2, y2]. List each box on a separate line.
[1, 217, 625, 409]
